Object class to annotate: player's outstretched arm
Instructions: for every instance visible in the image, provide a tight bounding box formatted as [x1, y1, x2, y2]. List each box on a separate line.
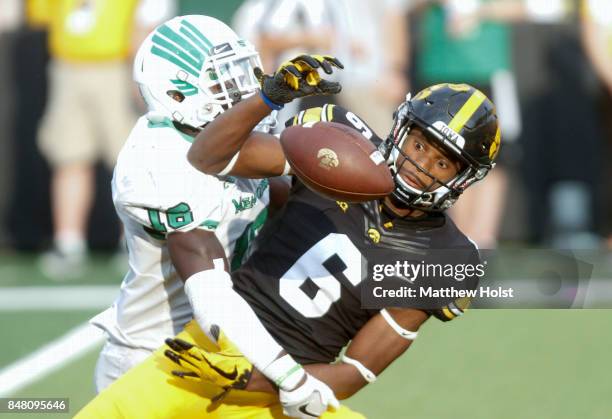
[167, 229, 339, 418]
[292, 308, 428, 399]
[166, 229, 228, 279]
[316, 308, 428, 399]
[188, 93, 281, 177]
[188, 54, 343, 178]
[166, 307, 428, 401]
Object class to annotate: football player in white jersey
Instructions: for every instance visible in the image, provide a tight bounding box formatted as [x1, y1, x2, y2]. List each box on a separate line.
[86, 15, 341, 417]
[88, 14, 346, 418]
[91, 15, 278, 392]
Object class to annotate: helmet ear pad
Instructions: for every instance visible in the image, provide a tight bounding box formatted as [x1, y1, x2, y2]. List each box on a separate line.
[384, 83, 500, 211]
[166, 90, 186, 103]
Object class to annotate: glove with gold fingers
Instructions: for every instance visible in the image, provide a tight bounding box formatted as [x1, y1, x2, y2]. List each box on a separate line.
[256, 54, 343, 109]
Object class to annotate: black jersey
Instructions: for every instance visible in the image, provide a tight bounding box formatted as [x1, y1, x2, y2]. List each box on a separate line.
[231, 105, 480, 364]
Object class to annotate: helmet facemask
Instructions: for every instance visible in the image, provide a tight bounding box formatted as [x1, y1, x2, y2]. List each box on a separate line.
[200, 41, 262, 113]
[162, 40, 263, 128]
[382, 95, 493, 212]
[202, 44, 278, 133]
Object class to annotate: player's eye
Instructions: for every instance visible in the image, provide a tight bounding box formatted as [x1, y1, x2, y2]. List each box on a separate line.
[414, 141, 424, 152]
[210, 84, 223, 94]
[437, 159, 448, 170]
[209, 80, 238, 95]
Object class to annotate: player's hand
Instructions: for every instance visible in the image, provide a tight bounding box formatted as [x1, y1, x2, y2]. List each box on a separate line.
[164, 338, 252, 391]
[255, 54, 344, 106]
[279, 373, 339, 419]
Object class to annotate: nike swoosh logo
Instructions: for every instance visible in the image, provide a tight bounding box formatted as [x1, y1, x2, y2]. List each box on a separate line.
[211, 364, 238, 381]
[211, 43, 231, 55]
[298, 404, 319, 418]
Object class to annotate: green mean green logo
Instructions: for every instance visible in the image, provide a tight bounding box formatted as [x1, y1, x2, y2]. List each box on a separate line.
[150, 19, 214, 78]
[232, 196, 257, 214]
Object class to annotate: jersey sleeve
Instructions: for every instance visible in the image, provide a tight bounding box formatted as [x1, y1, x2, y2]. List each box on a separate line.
[426, 245, 482, 322]
[113, 158, 225, 239]
[426, 296, 472, 322]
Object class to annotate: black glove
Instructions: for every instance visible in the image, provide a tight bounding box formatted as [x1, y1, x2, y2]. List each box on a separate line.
[256, 54, 344, 106]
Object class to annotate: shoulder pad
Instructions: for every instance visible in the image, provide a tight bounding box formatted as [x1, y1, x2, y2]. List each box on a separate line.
[285, 104, 383, 145]
[285, 105, 334, 127]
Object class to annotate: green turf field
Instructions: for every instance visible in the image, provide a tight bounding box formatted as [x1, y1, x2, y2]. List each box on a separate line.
[1, 254, 611, 418]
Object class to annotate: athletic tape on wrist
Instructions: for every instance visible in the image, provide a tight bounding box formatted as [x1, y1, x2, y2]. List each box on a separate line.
[341, 355, 377, 383]
[263, 354, 305, 390]
[380, 309, 418, 340]
[260, 91, 284, 110]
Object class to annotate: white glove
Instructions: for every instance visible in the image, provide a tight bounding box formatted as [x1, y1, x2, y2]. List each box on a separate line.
[279, 373, 339, 419]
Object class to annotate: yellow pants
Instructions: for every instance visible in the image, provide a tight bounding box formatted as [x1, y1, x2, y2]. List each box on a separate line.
[76, 321, 365, 418]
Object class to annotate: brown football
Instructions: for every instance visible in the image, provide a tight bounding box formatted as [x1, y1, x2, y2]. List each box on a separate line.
[280, 121, 394, 202]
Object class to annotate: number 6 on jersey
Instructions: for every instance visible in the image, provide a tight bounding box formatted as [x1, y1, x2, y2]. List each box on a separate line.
[279, 234, 364, 318]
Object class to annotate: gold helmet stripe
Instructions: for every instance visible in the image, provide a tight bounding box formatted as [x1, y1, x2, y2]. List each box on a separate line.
[448, 90, 487, 134]
[489, 125, 501, 159]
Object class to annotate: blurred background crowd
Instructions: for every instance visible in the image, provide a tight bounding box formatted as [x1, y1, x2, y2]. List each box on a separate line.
[0, 0, 611, 280]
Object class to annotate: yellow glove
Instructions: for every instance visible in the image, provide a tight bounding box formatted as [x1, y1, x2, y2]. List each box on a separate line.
[164, 338, 252, 392]
[255, 54, 344, 107]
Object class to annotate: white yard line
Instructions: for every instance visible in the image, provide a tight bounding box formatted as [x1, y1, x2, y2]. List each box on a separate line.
[0, 323, 104, 396]
[0, 286, 117, 310]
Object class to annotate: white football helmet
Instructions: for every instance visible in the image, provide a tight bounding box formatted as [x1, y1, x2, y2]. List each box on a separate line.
[134, 15, 274, 130]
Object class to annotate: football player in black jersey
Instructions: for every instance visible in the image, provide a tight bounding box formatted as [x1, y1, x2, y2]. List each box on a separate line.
[76, 55, 500, 419]
[187, 55, 500, 398]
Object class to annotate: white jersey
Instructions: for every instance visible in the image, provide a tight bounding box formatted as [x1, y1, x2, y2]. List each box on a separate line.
[91, 116, 269, 351]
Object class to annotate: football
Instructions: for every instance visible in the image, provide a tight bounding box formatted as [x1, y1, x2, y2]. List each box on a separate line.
[280, 121, 394, 202]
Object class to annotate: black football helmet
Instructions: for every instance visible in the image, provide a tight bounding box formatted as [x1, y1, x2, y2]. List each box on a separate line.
[380, 83, 501, 211]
